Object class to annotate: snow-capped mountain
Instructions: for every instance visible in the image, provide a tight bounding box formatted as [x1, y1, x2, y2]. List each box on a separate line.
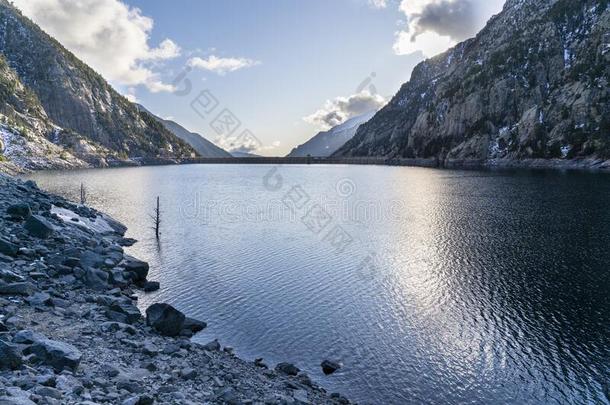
[288, 111, 376, 157]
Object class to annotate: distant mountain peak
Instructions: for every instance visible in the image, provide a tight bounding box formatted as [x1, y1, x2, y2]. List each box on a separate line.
[136, 104, 231, 158]
[288, 111, 376, 158]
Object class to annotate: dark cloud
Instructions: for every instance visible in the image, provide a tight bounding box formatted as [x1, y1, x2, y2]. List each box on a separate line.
[305, 91, 386, 130]
[413, 0, 478, 41]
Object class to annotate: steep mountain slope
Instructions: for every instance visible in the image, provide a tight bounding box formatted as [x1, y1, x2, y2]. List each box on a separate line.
[287, 111, 375, 157]
[137, 105, 231, 158]
[335, 0, 610, 168]
[0, 0, 196, 169]
[0, 55, 89, 173]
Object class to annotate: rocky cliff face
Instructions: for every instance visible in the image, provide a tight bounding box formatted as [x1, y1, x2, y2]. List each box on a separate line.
[0, 0, 196, 171]
[335, 0, 610, 168]
[0, 55, 90, 173]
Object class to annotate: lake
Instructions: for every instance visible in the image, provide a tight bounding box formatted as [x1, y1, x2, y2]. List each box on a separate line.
[27, 164, 610, 404]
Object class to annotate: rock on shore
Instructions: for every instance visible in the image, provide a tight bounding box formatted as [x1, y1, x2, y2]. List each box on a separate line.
[0, 173, 349, 404]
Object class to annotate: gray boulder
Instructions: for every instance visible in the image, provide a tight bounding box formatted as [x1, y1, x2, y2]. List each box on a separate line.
[0, 281, 34, 296]
[102, 215, 128, 235]
[320, 359, 341, 375]
[80, 251, 106, 269]
[293, 389, 310, 403]
[202, 339, 220, 351]
[23, 180, 38, 189]
[7, 203, 31, 219]
[0, 388, 36, 405]
[145, 303, 185, 336]
[25, 338, 82, 372]
[275, 362, 300, 376]
[122, 255, 149, 282]
[0, 237, 19, 257]
[119, 237, 137, 247]
[142, 340, 159, 356]
[219, 387, 238, 404]
[0, 339, 23, 370]
[33, 386, 62, 400]
[107, 301, 141, 324]
[0, 269, 25, 282]
[182, 317, 208, 333]
[100, 321, 137, 335]
[143, 281, 160, 292]
[12, 330, 45, 345]
[254, 358, 268, 368]
[180, 367, 197, 380]
[109, 268, 130, 287]
[26, 292, 53, 307]
[161, 342, 180, 355]
[84, 268, 109, 291]
[24, 215, 54, 238]
[62, 257, 80, 268]
[122, 395, 154, 405]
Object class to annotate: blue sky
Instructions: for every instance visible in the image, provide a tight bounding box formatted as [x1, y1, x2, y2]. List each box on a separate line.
[13, 0, 504, 156]
[122, 0, 423, 155]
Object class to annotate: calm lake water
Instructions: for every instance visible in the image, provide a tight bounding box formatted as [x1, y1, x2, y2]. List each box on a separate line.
[27, 164, 610, 404]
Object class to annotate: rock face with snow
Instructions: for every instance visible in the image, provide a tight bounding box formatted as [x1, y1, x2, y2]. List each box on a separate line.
[0, 55, 89, 173]
[0, 0, 196, 172]
[287, 111, 375, 157]
[335, 0, 610, 169]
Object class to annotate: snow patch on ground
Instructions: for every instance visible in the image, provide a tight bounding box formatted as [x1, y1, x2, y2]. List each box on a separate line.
[564, 48, 572, 68]
[0, 122, 87, 170]
[52, 206, 116, 235]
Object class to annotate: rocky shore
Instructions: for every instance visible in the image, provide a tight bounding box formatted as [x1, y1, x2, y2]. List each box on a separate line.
[0, 173, 350, 405]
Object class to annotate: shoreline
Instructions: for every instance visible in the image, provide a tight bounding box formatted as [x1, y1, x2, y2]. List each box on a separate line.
[0, 173, 350, 404]
[4, 155, 610, 177]
[91, 156, 610, 173]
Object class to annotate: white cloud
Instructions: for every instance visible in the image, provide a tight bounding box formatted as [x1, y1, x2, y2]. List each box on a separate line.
[188, 56, 261, 75]
[213, 131, 278, 154]
[304, 91, 386, 130]
[368, 0, 388, 9]
[143, 39, 181, 61]
[263, 140, 281, 150]
[144, 80, 175, 93]
[124, 87, 138, 103]
[393, 0, 504, 57]
[393, 30, 456, 57]
[12, 0, 181, 92]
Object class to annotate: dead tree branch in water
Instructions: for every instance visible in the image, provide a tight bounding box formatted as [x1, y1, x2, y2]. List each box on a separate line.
[150, 196, 161, 239]
[80, 183, 87, 205]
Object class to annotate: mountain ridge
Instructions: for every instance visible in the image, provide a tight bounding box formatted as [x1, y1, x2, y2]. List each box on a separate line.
[0, 0, 197, 171]
[334, 0, 610, 169]
[136, 104, 231, 158]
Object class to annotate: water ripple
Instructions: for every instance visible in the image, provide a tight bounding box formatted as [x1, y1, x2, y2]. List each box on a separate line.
[27, 165, 610, 405]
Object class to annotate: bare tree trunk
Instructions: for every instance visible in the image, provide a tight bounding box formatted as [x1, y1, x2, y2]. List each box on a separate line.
[151, 196, 161, 239]
[80, 183, 87, 205]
